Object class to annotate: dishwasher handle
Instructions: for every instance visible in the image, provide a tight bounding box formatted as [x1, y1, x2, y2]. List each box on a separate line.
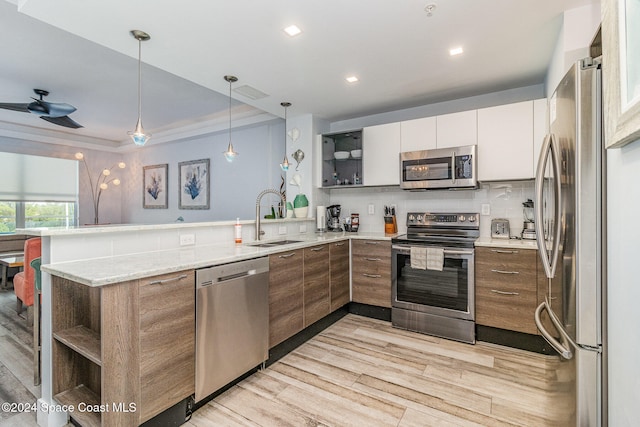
[216, 269, 257, 284]
[197, 257, 269, 289]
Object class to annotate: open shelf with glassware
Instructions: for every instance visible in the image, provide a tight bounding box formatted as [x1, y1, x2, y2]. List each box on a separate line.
[321, 129, 363, 188]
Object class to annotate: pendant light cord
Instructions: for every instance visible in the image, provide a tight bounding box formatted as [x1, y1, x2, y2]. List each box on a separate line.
[137, 38, 142, 120]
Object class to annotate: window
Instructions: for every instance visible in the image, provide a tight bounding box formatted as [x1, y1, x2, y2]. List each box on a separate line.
[0, 152, 79, 233]
[0, 201, 77, 233]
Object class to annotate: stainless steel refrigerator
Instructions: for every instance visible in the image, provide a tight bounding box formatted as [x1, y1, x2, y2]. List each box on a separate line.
[534, 57, 606, 426]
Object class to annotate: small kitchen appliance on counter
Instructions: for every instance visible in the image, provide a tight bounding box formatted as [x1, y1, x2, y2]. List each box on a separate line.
[521, 199, 536, 240]
[491, 218, 510, 239]
[326, 204, 342, 232]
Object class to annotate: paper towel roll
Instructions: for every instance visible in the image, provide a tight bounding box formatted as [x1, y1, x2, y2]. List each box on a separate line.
[316, 205, 326, 230]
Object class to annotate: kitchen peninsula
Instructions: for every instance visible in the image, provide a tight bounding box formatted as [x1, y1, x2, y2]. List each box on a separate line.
[20, 219, 393, 427]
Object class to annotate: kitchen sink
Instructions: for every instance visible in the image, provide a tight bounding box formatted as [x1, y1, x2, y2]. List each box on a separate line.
[248, 239, 303, 248]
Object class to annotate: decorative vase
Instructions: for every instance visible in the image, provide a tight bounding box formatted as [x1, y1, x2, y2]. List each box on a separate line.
[293, 194, 308, 218]
[286, 202, 294, 218]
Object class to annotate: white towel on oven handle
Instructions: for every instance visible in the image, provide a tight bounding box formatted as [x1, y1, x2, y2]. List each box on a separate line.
[426, 247, 444, 271]
[410, 247, 427, 270]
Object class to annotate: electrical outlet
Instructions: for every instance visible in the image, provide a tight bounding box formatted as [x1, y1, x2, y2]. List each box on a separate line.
[299, 224, 307, 233]
[368, 204, 375, 215]
[481, 204, 491, 216]
[278, 225, 287, 235]
[179, 234, 195, 246]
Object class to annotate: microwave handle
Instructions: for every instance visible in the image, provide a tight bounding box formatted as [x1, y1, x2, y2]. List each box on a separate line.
[451, 152, 456, 184]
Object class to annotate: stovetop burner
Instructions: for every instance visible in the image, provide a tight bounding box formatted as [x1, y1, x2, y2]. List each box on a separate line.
[393, 212, 479, 248]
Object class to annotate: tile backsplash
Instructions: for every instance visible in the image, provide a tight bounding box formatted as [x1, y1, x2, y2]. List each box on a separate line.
[327, 180, 535, 238]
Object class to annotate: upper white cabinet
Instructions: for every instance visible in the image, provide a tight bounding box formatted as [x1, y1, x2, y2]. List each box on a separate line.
[363, 122, 401, 186]
[400, 116, 436, 152]
[477, 101, 535, 181]
[436, 110, 478, 148]
[532, 98, 548, 175]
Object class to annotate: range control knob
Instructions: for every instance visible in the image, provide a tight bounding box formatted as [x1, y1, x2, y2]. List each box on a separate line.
[416, 215, 423, 222]
[458, 215, 466, 222]
[468, 215, 477, 222]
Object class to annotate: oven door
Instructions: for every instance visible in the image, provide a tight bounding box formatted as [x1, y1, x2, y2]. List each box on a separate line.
[392, 244, 474, 321]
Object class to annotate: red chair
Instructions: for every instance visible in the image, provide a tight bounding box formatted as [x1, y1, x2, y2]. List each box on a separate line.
[13, 237, 41, 324]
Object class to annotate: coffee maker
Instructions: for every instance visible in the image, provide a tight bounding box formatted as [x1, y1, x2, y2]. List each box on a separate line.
[326, 205, 342, 232]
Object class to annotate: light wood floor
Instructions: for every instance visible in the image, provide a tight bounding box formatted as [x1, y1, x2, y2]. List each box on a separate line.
[0, 286, 40, 427]
[189, 314, 572, 427]
[1, 283, 571, 427]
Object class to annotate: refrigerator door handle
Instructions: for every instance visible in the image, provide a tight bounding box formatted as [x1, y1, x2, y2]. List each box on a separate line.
[535, 300, 573, 359]
[534, 134, 562, 279]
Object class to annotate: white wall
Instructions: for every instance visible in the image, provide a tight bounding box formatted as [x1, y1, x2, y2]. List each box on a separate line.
[545, 4, 602, 97]
[606, 140, 640, 426]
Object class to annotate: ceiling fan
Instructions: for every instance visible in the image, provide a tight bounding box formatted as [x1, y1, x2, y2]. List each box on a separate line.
[0, 88, 83, 129]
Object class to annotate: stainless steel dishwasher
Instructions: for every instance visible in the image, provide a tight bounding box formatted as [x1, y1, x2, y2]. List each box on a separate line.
[195, 256, 269, 402]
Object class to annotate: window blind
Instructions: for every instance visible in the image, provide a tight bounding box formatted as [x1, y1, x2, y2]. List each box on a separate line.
[0, 152, 78, 202]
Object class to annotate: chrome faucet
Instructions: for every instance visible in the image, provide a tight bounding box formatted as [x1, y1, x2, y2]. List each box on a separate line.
[255, 189, 286, 240]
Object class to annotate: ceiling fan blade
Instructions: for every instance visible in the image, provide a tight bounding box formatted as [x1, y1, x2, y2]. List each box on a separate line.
[40, 115, 83, 129]
[0, 102, 31, 113]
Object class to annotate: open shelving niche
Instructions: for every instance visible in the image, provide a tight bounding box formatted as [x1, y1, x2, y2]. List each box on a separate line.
[51, 276, 138, 427]
[321, 129, 363, 188]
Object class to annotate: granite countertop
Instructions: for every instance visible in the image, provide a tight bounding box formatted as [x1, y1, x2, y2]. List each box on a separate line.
[42, 232, 395, 287]
[475, 237, 538, 250]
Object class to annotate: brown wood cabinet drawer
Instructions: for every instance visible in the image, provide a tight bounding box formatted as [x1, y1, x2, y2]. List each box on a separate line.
[475, 247, 539, 335]
[352, 239, 391, 259]
[475, 279, 538, 334]
[352, 240, 391, 308]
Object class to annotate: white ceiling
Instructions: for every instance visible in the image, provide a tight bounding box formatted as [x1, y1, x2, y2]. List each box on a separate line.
[0, 0, 599, 149]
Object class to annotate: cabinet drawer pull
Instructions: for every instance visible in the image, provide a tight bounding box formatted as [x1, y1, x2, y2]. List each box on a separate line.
[490, 269, 519, 275]
[279, 253, 296, 258]
[491, 249, 519, 254]
[149, 274, 188, 285]
[334, 242, 346, 246]
[362, 273, 382, 278]
[311, 247, 325, 252]
[365, 241, 380, 245]
[365, 257, 382, 262]
[490, 289, 520, 296]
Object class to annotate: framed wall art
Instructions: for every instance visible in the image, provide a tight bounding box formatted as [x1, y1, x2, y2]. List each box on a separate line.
[143, 164, 168, 209]
[603, 0, 640, 148]
[179, 158, 210, 209]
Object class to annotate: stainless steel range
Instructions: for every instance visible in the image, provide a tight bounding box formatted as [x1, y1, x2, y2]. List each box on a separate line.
[392, 212, 479, 343]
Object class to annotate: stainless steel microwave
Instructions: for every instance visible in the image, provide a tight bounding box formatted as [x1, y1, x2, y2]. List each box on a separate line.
[399, 144, 477, 190]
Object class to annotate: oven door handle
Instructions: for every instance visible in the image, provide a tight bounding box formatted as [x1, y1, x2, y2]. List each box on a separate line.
[392, 244, 473, 256]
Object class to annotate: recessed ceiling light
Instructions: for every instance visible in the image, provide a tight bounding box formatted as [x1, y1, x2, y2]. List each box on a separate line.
[449, 46, 464, 56]
[283, 25, 302, 37]
[346, 76, 359, 83]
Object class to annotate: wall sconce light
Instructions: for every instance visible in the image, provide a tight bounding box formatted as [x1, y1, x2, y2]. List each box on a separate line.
[280, 102, 291, 171]
[223, 75, 239, 162]
[75, 152, 126, 224]
[128, 30, 152, 146]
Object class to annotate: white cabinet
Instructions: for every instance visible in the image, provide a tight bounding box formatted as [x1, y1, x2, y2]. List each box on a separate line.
[400, 116, 436, 152]
[477, 101, 534, 181]
[436, 110, 477, 148]
[533, 98, 548, 175]
[363, 122, 401, 186]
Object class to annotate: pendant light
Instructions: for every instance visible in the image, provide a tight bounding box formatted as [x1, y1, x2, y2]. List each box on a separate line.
[280, 102, 291, 171]
[223, 75, 239, 162]
[128, 30, 152, 146]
